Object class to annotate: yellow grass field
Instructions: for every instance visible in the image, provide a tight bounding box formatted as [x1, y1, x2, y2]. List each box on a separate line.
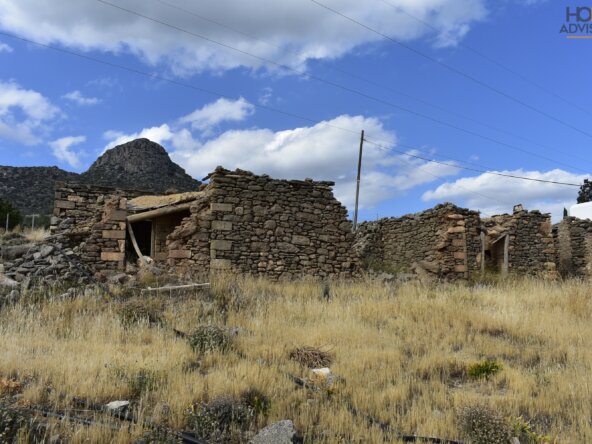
[1, 275, 591, 443]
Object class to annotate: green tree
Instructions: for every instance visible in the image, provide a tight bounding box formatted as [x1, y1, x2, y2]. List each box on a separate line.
[0, 199, 22, 230]
[577, 179, 592, 204]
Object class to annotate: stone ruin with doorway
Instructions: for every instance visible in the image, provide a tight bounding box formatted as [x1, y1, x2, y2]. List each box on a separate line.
[50, 167, 359, 280]
[47, 167, 592, 283]
[354, 203, 558, 281]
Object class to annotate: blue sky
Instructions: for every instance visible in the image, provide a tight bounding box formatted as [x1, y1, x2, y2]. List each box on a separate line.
[0, 0, 590, 221]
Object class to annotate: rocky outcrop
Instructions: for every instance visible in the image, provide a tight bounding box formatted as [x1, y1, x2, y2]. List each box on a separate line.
[0, 166, 79, 214]
[81, 138, 201, 193]
[0, 138, 201, 216]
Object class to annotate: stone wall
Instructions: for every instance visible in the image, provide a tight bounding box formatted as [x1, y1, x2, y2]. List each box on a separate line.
[168, 168, 358, 279]
[482, 209, 556, 276]
[553, 217, 592, 277]
[51, 182, 144, 272]
[354, 203, 481, 281]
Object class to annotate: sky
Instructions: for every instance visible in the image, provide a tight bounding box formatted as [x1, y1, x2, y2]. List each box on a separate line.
[0, 0, 590, 221]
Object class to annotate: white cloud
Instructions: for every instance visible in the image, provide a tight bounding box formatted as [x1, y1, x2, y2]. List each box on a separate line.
[0, 0, 488, 74]
[422, 169, 588, 221]
[102, 101, 460, 210]
[62, 90, 101, 106]
[0, 80, 60, 145]
[103, 124, 175, 152]
[179, 97, 254, 132]
[50, 135, 86, 168]
[0, 42, 12, 53]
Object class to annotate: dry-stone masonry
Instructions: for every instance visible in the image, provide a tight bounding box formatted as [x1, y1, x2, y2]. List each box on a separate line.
[354, 203, 481, 281]
[52, 182, 145, 272]
[482, 208, 556, 277]
[553, 217, 592, 277]
[51, 168, 358, 279]
[167, 167, 358, 279]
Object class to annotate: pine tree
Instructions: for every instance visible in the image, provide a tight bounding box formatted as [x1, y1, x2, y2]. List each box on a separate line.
[577, 180, 592, 204]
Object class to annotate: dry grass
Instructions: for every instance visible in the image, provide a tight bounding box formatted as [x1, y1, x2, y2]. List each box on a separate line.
[22, 227, 50, 243]
[1, 275, 591, 442]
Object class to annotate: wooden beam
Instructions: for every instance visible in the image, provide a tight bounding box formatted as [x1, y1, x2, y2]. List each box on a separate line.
[126, 220, 147, 266]
[140, 283, 210, 295]
[127, 202, 192, 223]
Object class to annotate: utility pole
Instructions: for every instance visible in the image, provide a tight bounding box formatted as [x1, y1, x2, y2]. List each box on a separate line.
[352, 130, 364, 232]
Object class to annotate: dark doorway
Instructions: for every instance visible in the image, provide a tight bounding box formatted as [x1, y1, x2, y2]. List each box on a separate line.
[130, 220, 152, 257]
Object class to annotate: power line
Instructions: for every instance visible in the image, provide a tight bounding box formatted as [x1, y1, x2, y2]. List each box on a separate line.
[154, 0, 591, 167]
[95, 0, 589, 173]
[308, 0, 592, 140]
[365, 139, 582, 186]
[379, 0, 591, 117]
[0, 30, 585, 192]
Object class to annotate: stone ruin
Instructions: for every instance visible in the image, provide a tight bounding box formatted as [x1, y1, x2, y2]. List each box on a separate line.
[354, 203, 558, 281]
[354, 203, 481, 280]
[3, 164, 589, 284]
[49, 167, 359, 280]
[553, 217, 592, 277]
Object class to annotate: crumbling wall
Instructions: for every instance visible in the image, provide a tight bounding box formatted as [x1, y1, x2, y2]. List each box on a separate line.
[553, 217, 592, 277]
[482, 209, 556, 276]
[152, 212, 190, 261]
[166, 195, 212, 273]
[169, 168, 358, 279]
[354, 204, 481, 280]
[52, 182, 143, 273]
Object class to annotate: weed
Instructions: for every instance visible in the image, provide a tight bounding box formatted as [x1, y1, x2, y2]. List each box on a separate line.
[186, 396, 254, 443]
[513, 416, 551, 444]
[187, 325, 233, 354]
[467, 359, 503, 380]
[114, 368, 164, 399]
[118, 298, 164, 327]
[241, 387, 271, 418]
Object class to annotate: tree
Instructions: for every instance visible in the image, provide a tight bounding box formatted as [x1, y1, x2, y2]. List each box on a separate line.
[0, 199, 22, 230]
[577, 180, 592, 204]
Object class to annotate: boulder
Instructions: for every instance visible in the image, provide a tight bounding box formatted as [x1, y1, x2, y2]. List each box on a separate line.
[249, 420, 298, 444]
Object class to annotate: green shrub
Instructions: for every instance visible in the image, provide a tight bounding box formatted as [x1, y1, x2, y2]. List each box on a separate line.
[457, 404, 512, 444]
[467, 360, 503, 380]
[188, 325, 233, 354]
[513, 416, 551, 444]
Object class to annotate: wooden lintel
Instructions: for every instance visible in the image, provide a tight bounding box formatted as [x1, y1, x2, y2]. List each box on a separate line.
[127, 203, 192, 223]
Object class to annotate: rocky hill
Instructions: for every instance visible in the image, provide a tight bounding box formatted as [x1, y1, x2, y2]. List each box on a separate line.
[0, 166, 79, 215]
[81, 138, 201, 193]
[0, 139, 201, 215]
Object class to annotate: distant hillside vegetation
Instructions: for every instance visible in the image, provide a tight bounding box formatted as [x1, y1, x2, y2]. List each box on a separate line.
[0, 138, 202, 216]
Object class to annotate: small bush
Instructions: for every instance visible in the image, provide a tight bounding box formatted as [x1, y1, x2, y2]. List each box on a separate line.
[289, 346, 332, 368]
[467, 359, 503, 380]
[134, 428, 183, 444]
[513, 416, 551, 444]
[118, 298, 164, 327]
[188, 326, 233, 354]
[114, 368, 164, 399]
[457, 404, 512, 444]
[187, 397, 254, 443]
[0, 403, 31, 443]
[241, 387, 271, 418]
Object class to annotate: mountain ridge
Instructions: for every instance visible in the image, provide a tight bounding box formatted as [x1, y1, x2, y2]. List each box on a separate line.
[0, 138, 202, 215]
